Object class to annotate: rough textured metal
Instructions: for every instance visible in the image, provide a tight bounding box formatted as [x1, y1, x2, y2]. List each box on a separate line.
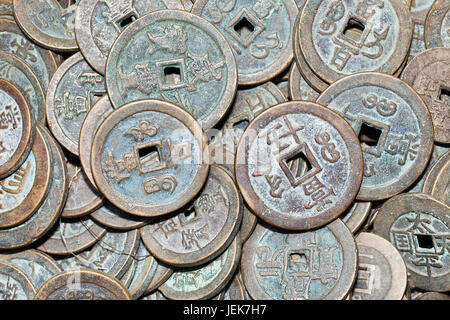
[425, 0, 450, 48]
[217, 269, 248, 300]
[288, 61, 320, 101]
[90, 202, 151, 231]
[0, 261, 35, 299]
[341, 202, 372, 234]
[426, 151, 450, 206]
[143, 260, 173, 295]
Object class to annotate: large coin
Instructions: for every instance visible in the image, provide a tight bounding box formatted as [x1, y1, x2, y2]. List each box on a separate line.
[0, 261, 35, 300]
[425, 0, 450, 48]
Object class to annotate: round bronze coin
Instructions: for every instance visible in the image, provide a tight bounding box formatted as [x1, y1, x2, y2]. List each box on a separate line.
[372, 193, 450, 292]
[317, 72, 434, 201]
[241, 219, 357, 300]
[235, 101, 363, 231]
[428, 152, 450, 206]
[0, 261, 35, 299]
[90, 202, 150, 231]
[0, 78, 34, 180]
[349, 232, 407, 300]
[75, 0, 184, 75]
[46, 52, 106, 156]
[34, 269, 132, 300]
[13, 0, 78, 52]
[341, 202, 372, 234]
[425, 0, 450, 49]
[140, 165, 242, 267]
[91, 99, 209, 217]
[143, 260, 173, 294]
[105, 9, 237, 130]
[422, 150, 450, 196]
[288, 62, 320, 102]
[401, 47, 450, 144]
[191, 0, 298, 85]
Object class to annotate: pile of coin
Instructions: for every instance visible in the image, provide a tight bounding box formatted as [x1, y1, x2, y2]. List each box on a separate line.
[0, 0, 448, 300]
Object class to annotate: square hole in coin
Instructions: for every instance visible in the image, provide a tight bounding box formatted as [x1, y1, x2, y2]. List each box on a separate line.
[138, 144, 162, 171]
[416, 234, 434, 249]
[439, 86, 450, 104]
[234, 16, 255, 43]
[163, 65, 182, 86]
[288, 252, 308, 272]
[359, 122, 382, 148]
[118, 14, 137, 29]
[342, 17, 365, 42]
[286, 151, 313, 180]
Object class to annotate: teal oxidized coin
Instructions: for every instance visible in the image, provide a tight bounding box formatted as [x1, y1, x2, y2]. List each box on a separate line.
[192, 0, 298, 85]
[424, 0, 450, 49]
[241, 219, 357, 300]
[106, 9, 237, 130]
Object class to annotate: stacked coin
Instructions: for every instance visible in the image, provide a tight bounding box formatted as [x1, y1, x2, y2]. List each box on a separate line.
[0, 0, 448, 300]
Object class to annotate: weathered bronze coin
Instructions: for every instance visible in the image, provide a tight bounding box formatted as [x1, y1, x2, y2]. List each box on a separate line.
[288, 62, 320, 101]
[91, 99, 209, 217]
[0, 249, 62, 290]
[0, 127, 68, 250]
[0, 18, 58, 92]
[427, 152, 449, 206]
[0, 52, 46, 125]
[91, 202, 150, 231]
[140, 165, 241, 266]
[0, 78, 34, 180]
[192, 0, 298, 85]
[406, 0, 435, 63]
[75, 0, 184, 75]
[61, 160, 103, 218]
[0, 261, 35, 299]
[341, 202, 372, 234]
[34, 269, 132, 300]
[159, 236, 241, 300]
[422, 150, 450, 196]
[105, 9, 237, 130]
[37, 217, 107, 255]
[317, 72, 434, 201]
[216, 269, 248, 300]
[241, 219, 357, 300]
[79, 95, 113, 190]
[0, 124, 52, 229]
[425, 0, 450, 49]
[372, 193, 450, 292]
[414, 292, 450, 300]
[299, 0, 412, 84]
[13, 0, 78, 52]
[46, 52, 106, 156]
[235, 101, 363, 230]
[349, 232, 407, 300]
[401, 47, 450, 144]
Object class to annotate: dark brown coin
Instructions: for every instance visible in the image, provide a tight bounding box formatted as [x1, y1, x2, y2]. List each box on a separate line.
[217, 269, 248, 300]
[0, 261, 36, 299]
[143, 261, 173, 295]
[288, 62, 320, 101]
[235, 101, 363, 230]
[372, 193, 450, 292]
[34, 269, 132, 300]
[422, 150, 450, 196]
[401, 47, 450, 144]
[425, 0, 450, 49]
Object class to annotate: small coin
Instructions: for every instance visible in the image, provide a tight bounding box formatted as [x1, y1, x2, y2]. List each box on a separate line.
[75, 0, 184, 75]
[428, 153, 450, 206]
[349, 232, 407, 300]
[372, 193, 450, 292]
[106, 9, 237, 130]
[34, 269, 132, 300]
[91, 99, 209, 217]
[317, 72, 434, 201]
[61, 160, 103, 218]
[140, 165, 242, 266]
[0, 78, 34, 180]
[13, 0, 78, 52]
[159, 236, 241, 300]
[0, 249, 62, 290]
[288, 62, 320, 101]
[192, 0, 298, 85]
[299, 0, 412, 84]
[401, 47, 450, 144]
[216, 269, 248, 300]
[241, 219, 357, 300]
[37, 216, 107, 256]
[341, 202, 372, 234]
[0, 123, 51, 229]
[46, 52, 106, 156]
[143, 260, 173, 294]
[235, 101, 363, 230]
[0, 261, 36, 300]
[90, 202, 151, 231]
[425, 0, 450, 48]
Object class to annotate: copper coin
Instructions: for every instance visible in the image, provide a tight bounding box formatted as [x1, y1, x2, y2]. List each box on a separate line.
[422, 150, 450, 195]
[235, 101, 363, 230]
[46, 52, 106, 156]
[61, 160, 103, 218]
[37, 216, 107, 255]
[91, 99, 209, 217]
[34, 269, 132, 300]
[299, 0, 412, 84]
[105, 9, 237, 130]
[349, 232, 407, 300]
[317, 72, 434, 201]
[13, 0, 78, 52]
[428, 152, 450, 205]
[90, 202, 150, 231]
[401, 47, 450, 144]
[425, 0, 450, 48]
[192, 0, 298, 85]
[159, 236, 241, 300]
[372, 193, 450, 292]
[0, 261, 35, 299]
[143, 261, 173, 294]
[140, 165, 242, 267]
[241, 219, 357, 300]
[288, 61, 320, 101]
[0, 78, 34, 180]
[0, 124, 51, 229]
[75, 0, 184, 75]
[415, 292, 450, 300]
[341, 202, 372, 234]
[217, 269, 248, 300]
[406, 0, 435, 63]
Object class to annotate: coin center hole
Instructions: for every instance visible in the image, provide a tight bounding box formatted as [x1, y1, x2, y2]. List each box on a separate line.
[138, 145, 161, 169]
[359, 122, 382, 147]
[163, 66, 182, 85]
[439, 86, 450, 103]
[232, 118, 250, 132]
[119, 14, 137, 29]
[286, 151, 312, 179]
[234, 17, 255, 40]
[416, 234, 434, 249]
[289, 253, 308, 270]
[184, 207, 196, 222]
[343, 18, 365, 38]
